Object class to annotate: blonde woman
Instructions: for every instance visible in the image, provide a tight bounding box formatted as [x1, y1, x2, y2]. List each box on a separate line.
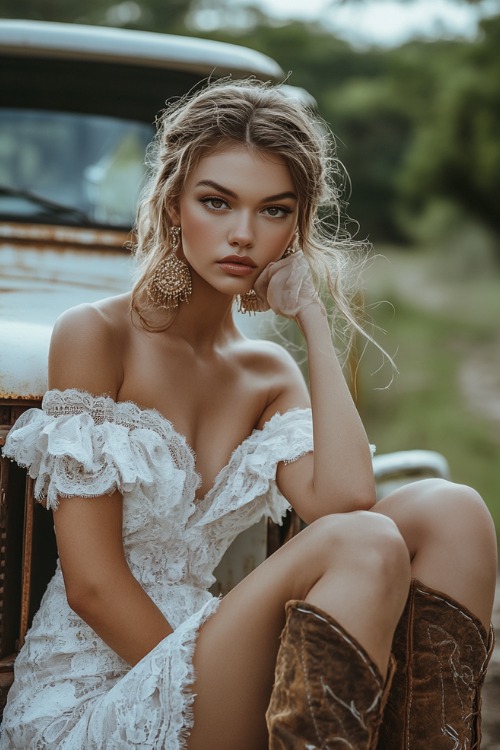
[1, 80, 496, 750]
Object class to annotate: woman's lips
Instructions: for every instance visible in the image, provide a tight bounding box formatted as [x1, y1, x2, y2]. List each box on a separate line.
[217, 255, 257, 277]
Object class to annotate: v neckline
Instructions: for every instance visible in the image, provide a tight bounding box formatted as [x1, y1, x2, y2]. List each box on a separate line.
[111, 397, 305, 505]
[42, 388, 308, 506]
[111, 396, 258, 504]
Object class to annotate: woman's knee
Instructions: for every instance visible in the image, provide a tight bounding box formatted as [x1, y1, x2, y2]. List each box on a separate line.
[379, 478, 497, 574]
[432, 480, 496, 563]
[305, 511, 411, 590]
[432, 478, 492, 522]
[393, 478, 494, 541]
[355, 512, 411, 593]
[377, 478, 497, 627]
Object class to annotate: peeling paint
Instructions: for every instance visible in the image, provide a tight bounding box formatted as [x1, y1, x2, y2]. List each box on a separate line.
[0, 222, 131, 252]
[0, 321, 51, 399]
[0, 233, 132, 398]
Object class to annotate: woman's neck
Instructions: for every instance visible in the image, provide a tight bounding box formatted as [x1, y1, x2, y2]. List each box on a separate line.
[141, 276, 241, 351]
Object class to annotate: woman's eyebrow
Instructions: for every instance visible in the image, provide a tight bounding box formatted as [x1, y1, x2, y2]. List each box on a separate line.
[195, 179, 297, 202]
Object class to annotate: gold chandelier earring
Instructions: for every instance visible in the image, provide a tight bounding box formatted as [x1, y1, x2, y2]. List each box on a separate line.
[237, 289, 262, 315]
[282, 244, 297, 259]
[147, 226, 192, 310]
[282, 233, 299, 259]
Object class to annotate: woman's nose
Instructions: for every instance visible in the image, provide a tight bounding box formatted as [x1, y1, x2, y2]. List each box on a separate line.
[227, 212, 255, 248]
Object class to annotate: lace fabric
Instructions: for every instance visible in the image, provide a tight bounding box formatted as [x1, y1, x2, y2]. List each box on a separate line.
[0, 389, 314, 749]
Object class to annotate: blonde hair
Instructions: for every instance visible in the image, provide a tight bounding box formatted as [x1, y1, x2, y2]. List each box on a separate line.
[132, 78, 368, 348]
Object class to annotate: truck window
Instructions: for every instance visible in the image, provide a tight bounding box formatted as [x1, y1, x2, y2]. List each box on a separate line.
[0, 108, 153, 228]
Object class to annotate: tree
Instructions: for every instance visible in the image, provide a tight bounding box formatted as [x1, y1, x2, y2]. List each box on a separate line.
[0, 0, 198, 33]
[399, 15, 500, 245]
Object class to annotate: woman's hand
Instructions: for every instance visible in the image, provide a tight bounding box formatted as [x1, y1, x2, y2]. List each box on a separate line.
[253, 252, 323, 319]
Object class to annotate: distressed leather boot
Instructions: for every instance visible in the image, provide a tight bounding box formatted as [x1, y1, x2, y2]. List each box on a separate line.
[266, 600, 396, 750]
[377, 579, 495, 749]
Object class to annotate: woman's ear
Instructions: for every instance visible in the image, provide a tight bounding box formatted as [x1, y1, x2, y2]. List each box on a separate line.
[167, 203, 180, 226]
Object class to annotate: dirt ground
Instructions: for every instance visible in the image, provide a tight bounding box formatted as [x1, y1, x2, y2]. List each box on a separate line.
[482, 574, 500, 749]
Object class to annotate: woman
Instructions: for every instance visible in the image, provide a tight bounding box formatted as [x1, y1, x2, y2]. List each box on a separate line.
[1, 80, 496, 750]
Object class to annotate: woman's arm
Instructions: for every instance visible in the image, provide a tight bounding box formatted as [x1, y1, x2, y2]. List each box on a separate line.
[49, 303, 172, 665]
[54, 491, 172, 666]
[255, 255, 376, 523]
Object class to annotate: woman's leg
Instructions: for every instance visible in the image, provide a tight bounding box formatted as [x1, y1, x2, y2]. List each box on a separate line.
[372, 478, 497, 629]
[188, 511, 411, 750]
[372, 478, 497, 749]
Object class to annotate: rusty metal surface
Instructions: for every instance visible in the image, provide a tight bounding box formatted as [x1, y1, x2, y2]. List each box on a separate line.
[0, 226, 132, 399]
[18, 477, 34, 651]
[0, 222, 130, 253]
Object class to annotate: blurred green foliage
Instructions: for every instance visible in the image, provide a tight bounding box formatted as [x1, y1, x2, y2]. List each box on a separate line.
[359, 248, 500, 533]
[1, 0, 191, 32]
[201, 15, 500, 253]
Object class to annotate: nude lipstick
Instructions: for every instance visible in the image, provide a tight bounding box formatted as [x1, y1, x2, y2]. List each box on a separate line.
[217, 255, 257, 276]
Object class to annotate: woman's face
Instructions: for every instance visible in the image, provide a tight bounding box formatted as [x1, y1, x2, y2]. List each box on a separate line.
[174, 145, 298, 297]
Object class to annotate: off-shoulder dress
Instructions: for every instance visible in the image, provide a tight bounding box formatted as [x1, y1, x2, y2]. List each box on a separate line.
[0, 388, 313, 749]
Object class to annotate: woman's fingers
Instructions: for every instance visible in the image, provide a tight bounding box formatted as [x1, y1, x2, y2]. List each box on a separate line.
[254, 253, 319, 318]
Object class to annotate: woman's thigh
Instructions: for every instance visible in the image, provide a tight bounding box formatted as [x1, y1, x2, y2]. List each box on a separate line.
[187, 511, 410, 750]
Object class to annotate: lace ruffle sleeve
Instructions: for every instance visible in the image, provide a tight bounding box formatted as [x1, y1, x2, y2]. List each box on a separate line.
[3, 389, 193, 510]
[234, 407, 314, 523]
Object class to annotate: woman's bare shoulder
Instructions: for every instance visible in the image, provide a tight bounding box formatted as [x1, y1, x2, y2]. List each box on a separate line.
[235, 338, 310, 424]
[48, 294, 131, 397]
[236, 337, 300, 376]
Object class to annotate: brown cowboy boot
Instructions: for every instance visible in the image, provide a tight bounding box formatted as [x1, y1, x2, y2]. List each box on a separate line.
[266, 600, 396, 750]
[377, 579, 495, 749]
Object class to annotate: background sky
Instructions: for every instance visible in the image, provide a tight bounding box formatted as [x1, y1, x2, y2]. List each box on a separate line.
[198, 0, 497, 46]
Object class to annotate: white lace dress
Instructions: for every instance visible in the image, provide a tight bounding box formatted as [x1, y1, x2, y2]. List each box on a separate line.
[0, 389, 313, 750]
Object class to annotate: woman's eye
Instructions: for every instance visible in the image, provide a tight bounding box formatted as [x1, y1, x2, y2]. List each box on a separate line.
[201, 197, 228, 211]
[264, 206, 292, 218]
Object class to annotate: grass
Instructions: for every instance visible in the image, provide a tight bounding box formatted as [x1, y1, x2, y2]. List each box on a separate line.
[356, 248, 500, 535]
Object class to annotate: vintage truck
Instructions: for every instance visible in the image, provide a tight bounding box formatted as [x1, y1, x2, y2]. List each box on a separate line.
[0, 18, 450, 713]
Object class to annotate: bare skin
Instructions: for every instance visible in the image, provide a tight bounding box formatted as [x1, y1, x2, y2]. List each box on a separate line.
[50, 145, 497, 750]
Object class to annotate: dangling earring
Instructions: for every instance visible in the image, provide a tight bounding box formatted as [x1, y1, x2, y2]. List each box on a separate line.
[282, 238, 298, 259]
[147, 226, 192, 310]
[282, 244, 297, 259]
[237, 289, 262, 315]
